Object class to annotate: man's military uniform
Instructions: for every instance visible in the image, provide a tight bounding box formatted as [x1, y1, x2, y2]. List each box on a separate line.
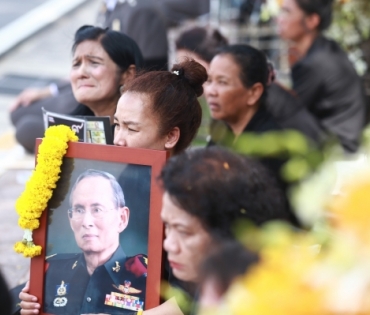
[44, 247, 147, 314]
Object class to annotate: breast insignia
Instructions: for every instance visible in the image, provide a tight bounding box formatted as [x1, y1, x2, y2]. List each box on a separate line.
[53, 281, 68, 307]
[112, 261, 121, 272]
[72, 260, 78, 269]
[113, 280, 142, 294]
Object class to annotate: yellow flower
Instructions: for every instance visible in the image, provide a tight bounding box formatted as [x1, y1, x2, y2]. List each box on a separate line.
[14, 125, 77, 257]
[23, 245, 42, 258]
[327, 178, 370, 247]
[14, 241, 27, 254]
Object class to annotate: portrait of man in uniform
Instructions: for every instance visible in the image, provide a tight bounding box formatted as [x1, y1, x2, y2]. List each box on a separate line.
[43, 169, 147, 315]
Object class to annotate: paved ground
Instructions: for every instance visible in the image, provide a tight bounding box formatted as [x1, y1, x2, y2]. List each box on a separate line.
[0, 0, 48, 28]
[0, 0, 101, 290]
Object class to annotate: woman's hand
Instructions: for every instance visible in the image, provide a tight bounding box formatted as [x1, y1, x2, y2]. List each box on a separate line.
[19, 281, 40, 315]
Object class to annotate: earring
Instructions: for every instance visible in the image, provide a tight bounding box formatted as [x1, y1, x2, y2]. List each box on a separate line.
[119, 85, 125, 94]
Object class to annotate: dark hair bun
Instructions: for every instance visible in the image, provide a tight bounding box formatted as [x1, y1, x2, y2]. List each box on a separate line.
[171, 59, 208, 97]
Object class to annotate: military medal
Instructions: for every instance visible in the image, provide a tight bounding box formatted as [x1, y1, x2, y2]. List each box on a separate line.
[72, 260, 78, 269]
[105, 291, 144, 311]
[112, 261, 120, 272]
[53, 281, 68, 307]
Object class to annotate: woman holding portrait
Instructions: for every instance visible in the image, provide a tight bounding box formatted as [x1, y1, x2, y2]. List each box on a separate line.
[16, 43, 209, 315]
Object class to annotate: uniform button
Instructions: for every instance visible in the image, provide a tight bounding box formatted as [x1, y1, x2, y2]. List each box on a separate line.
[86, 297, 91, 302]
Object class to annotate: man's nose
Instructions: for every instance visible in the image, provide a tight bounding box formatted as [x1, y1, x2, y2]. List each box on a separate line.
[81, 210, 95, 227]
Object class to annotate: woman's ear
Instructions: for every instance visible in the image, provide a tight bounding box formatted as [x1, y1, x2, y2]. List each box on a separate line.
[120, 65, 136, 86]
[303, 13, 320, 32]
[164, 127, 180, 150]
[246, 82, 264, 106]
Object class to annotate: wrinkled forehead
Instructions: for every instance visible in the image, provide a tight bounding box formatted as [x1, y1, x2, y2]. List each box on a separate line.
[70, 176, 115, 205]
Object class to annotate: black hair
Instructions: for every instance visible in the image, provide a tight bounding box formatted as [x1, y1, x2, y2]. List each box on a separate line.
[72, 25, 144, 72]
[200, 241, 259, 296]
[124, 59, 207, 154]
[175, 26, 228, 63]
[159, 147, 289, 240]
[217, 44, 269, 106]
[295, 0, 334, 31]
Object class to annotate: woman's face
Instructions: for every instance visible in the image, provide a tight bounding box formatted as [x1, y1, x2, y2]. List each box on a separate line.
[277, 0, 308, 42]
[161, 192, 213, 283]
[113, 92, 168, 150]
[204, 54, 251, 124]
[70, 40, 121, 106]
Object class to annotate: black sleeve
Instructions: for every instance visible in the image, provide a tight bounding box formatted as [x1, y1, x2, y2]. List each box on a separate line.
[266, 83, 325, 145]
[292, 52, 366, 152]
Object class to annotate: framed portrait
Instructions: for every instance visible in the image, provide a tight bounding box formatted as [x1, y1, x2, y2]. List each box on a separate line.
[29, 140, 169, 315]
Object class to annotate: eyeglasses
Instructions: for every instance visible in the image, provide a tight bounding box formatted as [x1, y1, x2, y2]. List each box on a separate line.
[68, 206, 116, 221]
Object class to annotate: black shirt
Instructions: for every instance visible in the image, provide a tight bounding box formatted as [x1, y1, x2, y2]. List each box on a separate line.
[292, 36, 366, 152]
[44, 247, 147, 315]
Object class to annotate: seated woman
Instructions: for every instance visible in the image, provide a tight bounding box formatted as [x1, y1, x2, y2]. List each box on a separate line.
[204, 44, 283, 173]
[11, 25, 144, 153]
[204, 45, 302, 226]
[175, 29, 323, 146]
[277, 0, 366, 152]
[16, 59, 208, 315]
[158, 146, 289, 314]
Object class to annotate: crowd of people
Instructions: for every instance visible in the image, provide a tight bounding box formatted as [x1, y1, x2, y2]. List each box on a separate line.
[2, 0, 369, 314]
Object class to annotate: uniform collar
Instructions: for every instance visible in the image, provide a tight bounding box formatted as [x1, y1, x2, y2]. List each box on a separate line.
[103, 246, 127, 285]
[77, 247, 127, 285]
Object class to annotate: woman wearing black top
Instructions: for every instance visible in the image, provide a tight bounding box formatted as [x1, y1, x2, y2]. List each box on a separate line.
[277, 0, 366, 153]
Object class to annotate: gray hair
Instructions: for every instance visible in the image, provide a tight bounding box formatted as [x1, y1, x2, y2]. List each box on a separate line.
[69, 169, 125, 208]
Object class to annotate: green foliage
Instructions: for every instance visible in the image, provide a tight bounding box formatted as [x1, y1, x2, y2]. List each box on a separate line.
[211, 123, 324, 183]
[327, 0, 370, 74]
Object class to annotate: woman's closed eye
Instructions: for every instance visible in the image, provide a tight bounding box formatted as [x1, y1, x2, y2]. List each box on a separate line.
[218, 79, 228, 85]
[72, 61, 81, 68]
[176, 228, 191, 237]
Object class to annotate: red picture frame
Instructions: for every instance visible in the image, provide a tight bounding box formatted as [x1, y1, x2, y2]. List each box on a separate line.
[29, 139, 169, 314]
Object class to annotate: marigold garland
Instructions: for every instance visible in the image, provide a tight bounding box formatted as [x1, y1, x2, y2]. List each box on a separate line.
[14, 125, 78, 258]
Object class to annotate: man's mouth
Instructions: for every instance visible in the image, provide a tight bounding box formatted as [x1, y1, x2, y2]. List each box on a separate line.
[82, 234, 98, 240]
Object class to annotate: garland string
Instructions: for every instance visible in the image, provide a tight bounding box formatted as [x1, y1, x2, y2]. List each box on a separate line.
[14, 125, 78, 258]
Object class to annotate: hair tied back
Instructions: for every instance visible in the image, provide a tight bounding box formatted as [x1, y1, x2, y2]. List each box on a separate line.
[172, 68, 184, 77]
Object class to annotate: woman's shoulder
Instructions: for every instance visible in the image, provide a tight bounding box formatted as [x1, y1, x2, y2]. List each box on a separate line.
[304, 36, 356, 73]
[244, 106, 281, 134]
